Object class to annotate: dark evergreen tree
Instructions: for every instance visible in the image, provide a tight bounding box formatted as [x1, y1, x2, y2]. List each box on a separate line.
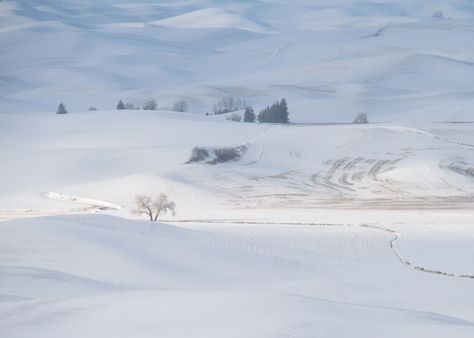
[243, 107, 256, 122]
[258, 105, 269, 123]
[117, 100, 125, 110]
[56, 103, 68, 114]
[257, 99, 289, 123]
[278, 98, 289, 123]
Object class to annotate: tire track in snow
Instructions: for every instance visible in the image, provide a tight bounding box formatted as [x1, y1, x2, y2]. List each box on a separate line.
[169, 219, 474, 280]
[359, 224, 474, 279]
[380, 126, 474, 149]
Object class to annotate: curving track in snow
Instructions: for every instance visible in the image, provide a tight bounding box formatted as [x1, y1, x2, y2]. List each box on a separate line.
[1, 214, 473, 337]
[170, 219, 474, 280]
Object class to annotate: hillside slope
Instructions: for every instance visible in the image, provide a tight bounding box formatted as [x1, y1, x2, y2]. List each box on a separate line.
[1, 110, 473, 218]
[1, 0, 473, 122]
[1, 214, 473, 338]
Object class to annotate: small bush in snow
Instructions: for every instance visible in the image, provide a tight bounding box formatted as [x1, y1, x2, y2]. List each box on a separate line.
[187, 147, 210, 163]
[213, 147, 240, 163]
[226, 113, 242, 122]
[172, 100, 188, 112]
[88, 106, 98, 111]
[186, 145, 247, 164]
[353, 113, 369, 124]
[143, 99, 157, 110]
[56, 103, 68, 114]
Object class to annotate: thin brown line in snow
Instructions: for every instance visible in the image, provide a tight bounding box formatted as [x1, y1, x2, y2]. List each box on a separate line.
[168, 219, 474, 280]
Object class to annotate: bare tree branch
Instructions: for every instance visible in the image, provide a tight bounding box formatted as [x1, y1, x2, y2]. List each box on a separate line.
[133, 193, 176, 222]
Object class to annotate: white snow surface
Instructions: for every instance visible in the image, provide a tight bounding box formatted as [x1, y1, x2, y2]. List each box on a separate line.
[1, 214, 474, 338]
[0, 109, 474, 337]
[1, 1, 474, 337]
[1, 0, 474, 122]
[1, 110, 474, 215]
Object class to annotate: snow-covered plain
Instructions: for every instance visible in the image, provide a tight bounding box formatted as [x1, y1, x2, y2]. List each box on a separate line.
[1, 0, 474, 337]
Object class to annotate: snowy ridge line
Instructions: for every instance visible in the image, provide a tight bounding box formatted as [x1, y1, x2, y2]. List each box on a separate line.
[0, 209, 87, 221]
[45, 191, 123, 210]
[381, 126, 474, 148]
[0, 190, 124, 221]
[168, 219, 474, 280]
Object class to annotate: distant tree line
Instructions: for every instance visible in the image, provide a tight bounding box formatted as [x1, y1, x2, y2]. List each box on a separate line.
[208, 97, 290, 124]
[54, 96, 292, 124]
[117, 99, 157, 110]
[56, 98, 190, 114]
[55, 97, 369, 125]
[116, 99, 188, 111]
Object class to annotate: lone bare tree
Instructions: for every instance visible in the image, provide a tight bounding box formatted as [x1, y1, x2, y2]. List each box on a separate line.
[143, 99, 157, 110]
[172, 100, 188, 112]
[353, 113, 369, 124]
[133, 194, 176, 221]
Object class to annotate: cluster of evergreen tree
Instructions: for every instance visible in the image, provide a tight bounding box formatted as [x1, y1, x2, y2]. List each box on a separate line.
[257, 99, 289, 123]
[243, 107, 256, 122]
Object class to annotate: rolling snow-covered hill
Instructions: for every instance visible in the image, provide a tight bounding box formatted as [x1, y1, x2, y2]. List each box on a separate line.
[1, 0, 474, 122]
[1, 2, 474, 338]
[1, 109, 473, 218]
[1, 214, 474, 338]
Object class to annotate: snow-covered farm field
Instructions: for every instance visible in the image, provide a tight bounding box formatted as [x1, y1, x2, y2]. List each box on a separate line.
[1, 0, 474, 337]
[1, 110, 474, 337]
[0, 213, 473, 338]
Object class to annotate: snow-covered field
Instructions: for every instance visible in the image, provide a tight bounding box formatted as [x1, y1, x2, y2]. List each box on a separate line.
[1, 1, 474, 337]
[1, 110, 474, 215]
[1, 110, 474, 337]
[1, 214, 473, 338]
